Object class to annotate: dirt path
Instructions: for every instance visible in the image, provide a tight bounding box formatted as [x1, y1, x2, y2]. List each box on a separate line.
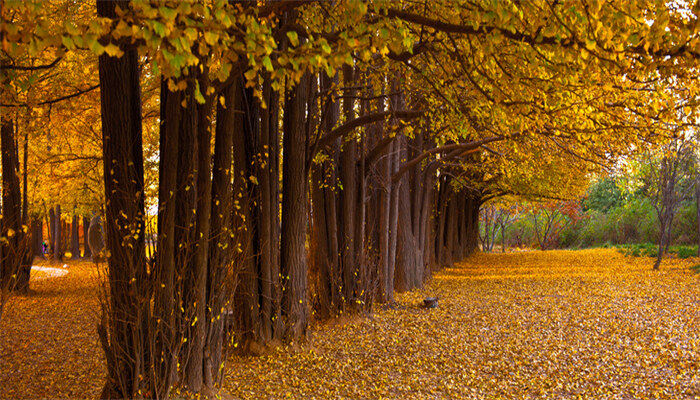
[30, 265, 70, 280]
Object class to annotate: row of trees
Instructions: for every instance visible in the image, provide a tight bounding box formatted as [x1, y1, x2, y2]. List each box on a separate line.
[480, 134, 700, 270]
[3, 0, 700, 398]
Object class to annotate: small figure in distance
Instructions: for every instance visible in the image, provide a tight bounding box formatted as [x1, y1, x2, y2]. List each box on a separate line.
[88, 215, 105, 263]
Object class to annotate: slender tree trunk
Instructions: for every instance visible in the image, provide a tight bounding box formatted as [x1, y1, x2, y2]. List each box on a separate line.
[96, 2, 150, 397]
[386, 140, 400, 302]
[21, 128, 28, 224]
[378, 140, 392, 302]
[204, 79, 235, 387]
[311, 73, 341, 316]
[48, 207, 55, 255]
[83, 215, 91, 259]
[434, 177, 448, 268]
[395, 144, 415, 292]
[180, 73, 215, 392]
[153, 78, 182, 397]
[267, 79, 283, 338]
[71, 213, 80, 258]
[53, 205, 61, 261]
[231, 77, 261, 349]
[339, 65, 357, 305]
[281, 73, 310, 341]
[258, 75, 277, 341]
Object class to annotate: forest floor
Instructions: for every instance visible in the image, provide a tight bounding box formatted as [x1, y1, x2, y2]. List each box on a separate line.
[0, 249, 698, 399]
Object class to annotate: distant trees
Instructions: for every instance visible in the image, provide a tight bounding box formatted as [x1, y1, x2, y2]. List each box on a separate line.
[480, 203, 518, 252]
[583, 178, 624, 213]
[638, 137, 696, 269]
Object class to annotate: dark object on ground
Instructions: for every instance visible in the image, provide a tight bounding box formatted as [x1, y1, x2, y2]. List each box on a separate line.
[423, 297, 439, 308]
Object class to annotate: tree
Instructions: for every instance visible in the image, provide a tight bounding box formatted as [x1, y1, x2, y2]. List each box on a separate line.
[638, 137, 695, 269]
[95, 2, 149, 398]
[530, 201, 581, 250]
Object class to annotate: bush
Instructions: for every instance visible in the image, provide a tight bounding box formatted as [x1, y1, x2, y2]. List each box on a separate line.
[673, 245, 697, 259]
[671, 202, 698, 245]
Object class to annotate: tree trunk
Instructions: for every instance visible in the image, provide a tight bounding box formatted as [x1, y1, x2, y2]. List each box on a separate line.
[53, 205, 61, 261]
[281, 73, 310, 342]
[339, 65, 357, 305]
[258, 75, 281, 342]
[96, 2, 150, 397]
[310, 73, 341, 316]
[395, 140, 415, 292]
[21, 127, 28, 224]
[71, 213, 80, 258]
[1, 117, 31, 293]
[152, 78, 183, 397]
[377, 140, 392, 302]
[170, 72, 201, 395]
[231, 77, 261, 349]
[48, 207, 55, 256]
[204, 79, 235, 388]
[180, 73, 214, 393]
[83, 216, 91, 259]
[386, 140, 400, 302]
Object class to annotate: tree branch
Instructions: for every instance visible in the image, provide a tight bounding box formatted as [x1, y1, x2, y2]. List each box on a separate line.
[1, 84, 100, 107]
[392, 136, 503, 182]
[315, 110, 422, 151]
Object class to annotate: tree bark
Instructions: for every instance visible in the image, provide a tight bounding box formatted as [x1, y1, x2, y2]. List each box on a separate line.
[231, 76, 262, 349]
[71, 213, 80, 258]
[83, 215, 91, 259]
[281, 73, 310, 341]
[180, 73, 215, 393]
[310, 73, 341, 316]
[48, 207, 55, 256]
[1, 117, 31, 293]
[339, 65, 357, 305]
[378, 140, 392, 302]
[53, 205, 61, 260]
[204, 78, 235, 387]
[153, 78, 182, 397]
[96, 2, 149, 397]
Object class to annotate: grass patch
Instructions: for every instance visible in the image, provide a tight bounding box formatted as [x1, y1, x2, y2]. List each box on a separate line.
[614, 243, 698, 259]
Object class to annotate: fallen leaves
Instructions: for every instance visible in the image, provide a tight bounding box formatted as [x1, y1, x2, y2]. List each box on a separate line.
[223, 249, 700, 399]
[0, 261, 104, 400]
[0, 250, 698, 399]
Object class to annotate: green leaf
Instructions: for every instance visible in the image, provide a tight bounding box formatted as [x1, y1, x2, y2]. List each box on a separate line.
[262, 56, 273, 72]
[61, 36, 75, 50]
[194, 80, 205, 104]
[152, 21, 167, 37]
[104, 43, 123, 57]
[88, 38, 105, 56]
[286, 31, 299, 47]
[159, 6, 177, 21]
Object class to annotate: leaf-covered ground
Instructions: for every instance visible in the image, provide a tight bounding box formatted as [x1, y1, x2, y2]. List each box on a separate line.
[1, 250, 698, 399]
[0, 261, 104, 399]
[223, 250, 700, 399]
